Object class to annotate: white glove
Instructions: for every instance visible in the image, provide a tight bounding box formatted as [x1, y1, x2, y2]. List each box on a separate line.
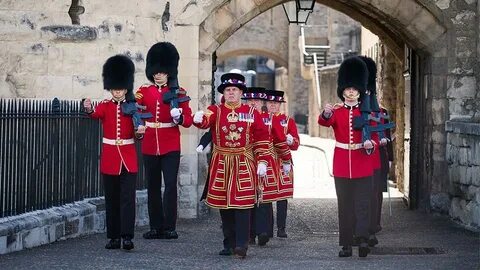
[363, 140, 374, 150]
[282, 163, 291, 174]
[193, 111, 204, 124]
[196, 145, 204, 153]
[380, 138, 388, 146]
[257, 163, 267, 177]
[170, 108, 182, 122]
[389, 161, 392, 169]
[286, 134, 294, 146]
[136, 125, 146, 134]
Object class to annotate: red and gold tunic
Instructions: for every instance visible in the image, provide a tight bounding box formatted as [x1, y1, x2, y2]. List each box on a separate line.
[89, 99, 138, 175]
[272, 113, 298, 199]
[194, 102, 271, 209]
[259, 112, 292, 202]
[135, 84, 193, 155]
[317, 103, 374, 179]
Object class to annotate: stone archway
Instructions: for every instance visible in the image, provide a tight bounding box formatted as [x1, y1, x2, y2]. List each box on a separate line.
[194, 0, 450, 212]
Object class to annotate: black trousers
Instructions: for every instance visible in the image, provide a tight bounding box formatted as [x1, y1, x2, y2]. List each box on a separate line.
[103, 168, 137, 239]
[369, 169, 383, 234]
[276, 200, 288, 229]
[249, 203, 272, 237]
[144, 151, 180, 231]
[334, 176, 372, 246]
[220, 209, 250, 250]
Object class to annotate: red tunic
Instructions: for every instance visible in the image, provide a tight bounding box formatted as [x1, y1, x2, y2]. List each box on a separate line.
[259, 112, 292, 202]
[89, 99, 138, 175]
[317, 104, 374, 179]
[135, 84, 193, 155]
[194, 103, 271, 209]
[272, 113, 298, 198]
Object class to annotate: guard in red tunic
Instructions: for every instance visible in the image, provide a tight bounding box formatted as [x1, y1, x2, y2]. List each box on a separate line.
[193, 73, 271, 258]
[83, 55, 137, 251]
[358, 56, 383, 247]
[136, 42, 193, 240]
[265, 89, 300, 238]
[317, 56, 375, 258]
[243, 87, 291, 246]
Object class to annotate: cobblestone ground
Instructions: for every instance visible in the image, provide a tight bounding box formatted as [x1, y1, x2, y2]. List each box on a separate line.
[0, 139, 478, 269]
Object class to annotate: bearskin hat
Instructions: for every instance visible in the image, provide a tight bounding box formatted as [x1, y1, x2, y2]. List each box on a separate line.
[102, 54, 135, 92]
[145, 42, 179, 83]
[337, 56, 368, 101]
[359, 56, 380, 112]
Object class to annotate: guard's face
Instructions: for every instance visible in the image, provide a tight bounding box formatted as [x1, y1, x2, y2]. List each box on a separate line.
[266, 101, 281, 113]
[110, 89, 127, 100]
[223, 86, 243, 103]
[343, 87, 360, 102]
[246, 99, 263, 112]
[153, 72, 168, 85]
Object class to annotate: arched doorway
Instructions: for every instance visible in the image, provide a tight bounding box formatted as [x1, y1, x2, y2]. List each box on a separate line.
[196, 0, 448, 210]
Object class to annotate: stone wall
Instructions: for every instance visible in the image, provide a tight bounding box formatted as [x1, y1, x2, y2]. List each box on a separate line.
[445, 122, 480, 230]
[0, 190, 149, 255]
[0, 0, 201, 218]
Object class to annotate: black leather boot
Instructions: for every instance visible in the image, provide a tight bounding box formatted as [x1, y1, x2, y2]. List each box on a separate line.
[338, 246, 352, 257]
[105, 239, 121, 249]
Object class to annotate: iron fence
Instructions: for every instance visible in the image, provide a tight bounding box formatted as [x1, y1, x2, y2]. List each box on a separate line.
[0, 98, 147, 218]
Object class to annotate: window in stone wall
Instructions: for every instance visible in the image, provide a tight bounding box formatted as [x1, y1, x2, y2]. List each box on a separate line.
[68, 0, 85, 25]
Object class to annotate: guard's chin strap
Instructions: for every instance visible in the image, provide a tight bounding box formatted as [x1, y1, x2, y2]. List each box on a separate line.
[112, 96, 125, 103]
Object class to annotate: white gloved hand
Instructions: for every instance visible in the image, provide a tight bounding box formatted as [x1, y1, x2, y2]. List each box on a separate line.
[389, 161, 392, 169]
[193, 111, 204, 124]
[380, 138, 388, 146]
[282, 163, 291, 174]
[363, 140, 374, 150]
[170, 108, 182, 122]
[136, 125, 146, 134]
[286, 134, 294, 145]
[257, 162, 267, 177]
[196, 145, 204, 153]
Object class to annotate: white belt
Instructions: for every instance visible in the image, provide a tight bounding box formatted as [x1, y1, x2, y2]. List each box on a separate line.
[335, 142, 363, 150]
[145, 121, 176, 128]
[102, 138, 135, 145]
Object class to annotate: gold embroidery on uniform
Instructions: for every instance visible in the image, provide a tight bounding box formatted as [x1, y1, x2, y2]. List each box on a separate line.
[229, 124, 236, 130]
[226, 131, 241, 142]
[227, 110, 239, 122]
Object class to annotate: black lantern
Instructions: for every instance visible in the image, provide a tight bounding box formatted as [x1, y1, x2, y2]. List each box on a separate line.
[297, 0, 315, 11]
[282, 1, 313, 24]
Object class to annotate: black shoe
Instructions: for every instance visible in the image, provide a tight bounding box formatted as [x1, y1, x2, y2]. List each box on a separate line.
[164, 230, 178, 239]
[338, 246, 352, 257]
[234, 247, 247, 259]
[142, 229, 164, 239]
[218, 248, 233, 256]
[258, 233, 269, 246]
[249, 237, 256, 245]
[105, 239, 121, 249]
[277, 228, 288, 238]
[122, 237, 134, 250]
[368, 234, 378, 247]
[359, 242, 370, 257]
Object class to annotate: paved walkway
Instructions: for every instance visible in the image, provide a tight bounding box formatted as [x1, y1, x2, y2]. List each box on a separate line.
[0, 136, 478, 269]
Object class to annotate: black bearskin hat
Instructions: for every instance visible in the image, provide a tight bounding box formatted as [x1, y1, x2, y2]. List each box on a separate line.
[359, 56, 380, 112]
[102, 54, 135, 93]
[145, 42, 179, 83]
[337, 56, 368, 101]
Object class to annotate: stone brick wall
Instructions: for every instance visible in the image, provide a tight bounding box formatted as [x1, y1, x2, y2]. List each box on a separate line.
[0, 191, 150, 255]
[445, 122, 480, 230]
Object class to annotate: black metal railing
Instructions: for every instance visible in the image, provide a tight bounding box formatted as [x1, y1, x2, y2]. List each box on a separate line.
[0, 98, 146, 218]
